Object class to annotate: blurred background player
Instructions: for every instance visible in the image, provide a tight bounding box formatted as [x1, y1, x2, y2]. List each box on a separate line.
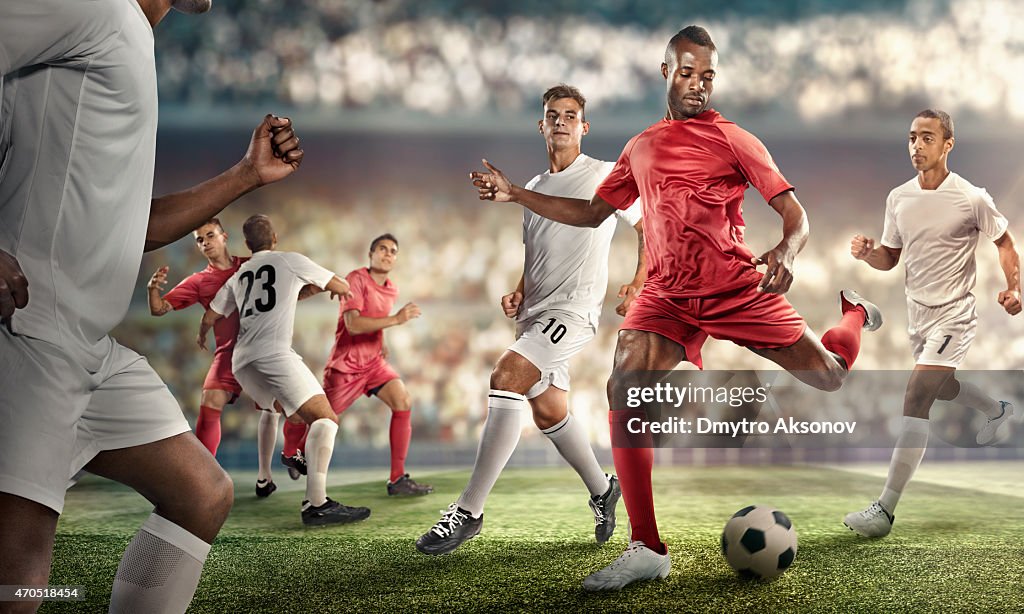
[201, 215, 371, 526]
[470, 26, 883, 590]
[417, 84, 644, 555]
[844, 110, 1020, 538]
[0, 0, 304, 611]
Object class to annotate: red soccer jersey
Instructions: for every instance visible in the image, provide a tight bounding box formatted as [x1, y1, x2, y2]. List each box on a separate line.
[164, 256, 247, 355]
[325, 267, 399, 373]
[596, 110, 794, 298]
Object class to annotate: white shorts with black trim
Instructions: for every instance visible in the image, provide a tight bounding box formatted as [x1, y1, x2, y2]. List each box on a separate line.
[233, 351, 324, 417]
[509, 309, 596, 399]
[908, 294, 977, 368]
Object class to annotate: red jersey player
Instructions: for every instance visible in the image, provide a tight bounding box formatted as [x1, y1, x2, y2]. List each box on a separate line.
[284, 234, 433, 496]
[148, 218, 283, 497]
[470, 25, 882, 590]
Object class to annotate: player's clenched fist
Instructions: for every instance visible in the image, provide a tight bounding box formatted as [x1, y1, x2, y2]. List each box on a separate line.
[501, 291, 523, 319]
[395, 302, 421, 324]
[0, 249, 28, 324]
[851, 234, 875, 260]
[241, 114, 304, 187]
[998, 289, 1022, 316]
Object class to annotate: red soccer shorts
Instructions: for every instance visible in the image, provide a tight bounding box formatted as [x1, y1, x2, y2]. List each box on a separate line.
[622, 282, 807, 369]
[323, 359, 400, 414]
[203, 350, 242, 401]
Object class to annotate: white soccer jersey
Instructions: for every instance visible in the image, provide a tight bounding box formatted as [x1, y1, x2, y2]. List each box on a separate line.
[881, 172, 1009, 307]
[210, 251, 335, 370]
[0, 0, 158, 369]
[520, 154, 642, 325]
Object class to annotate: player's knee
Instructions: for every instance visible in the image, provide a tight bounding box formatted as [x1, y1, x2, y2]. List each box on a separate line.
[392, 395, 412, 413]
[531, 407, 561, 430]
[606, 373, 628, 406]
[489, 366, 516, 392]
[820, 370, 845, 392]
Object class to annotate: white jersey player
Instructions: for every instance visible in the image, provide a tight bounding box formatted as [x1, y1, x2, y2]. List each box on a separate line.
[418, 84, 645, 555]
[0, 1, 305, 611]
[844, 110, 1021, 538]
[201, 215, 371, 527]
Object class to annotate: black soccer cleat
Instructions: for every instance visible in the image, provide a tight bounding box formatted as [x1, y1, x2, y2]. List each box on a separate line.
[589, 474, 622, 544]
[387, 474, 434, 496]
[255, 479, 277, 498]
[301, 498, 371, 527]
[281, 451, 307, 480]
[416, 503, 483, 555]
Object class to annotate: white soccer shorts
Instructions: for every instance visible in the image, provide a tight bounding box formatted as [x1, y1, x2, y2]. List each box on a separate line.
[0, 330, 190, 514]
[509, 309, 596, 399]
[233, 351, 324, 417]
[907, 294, 977, 368]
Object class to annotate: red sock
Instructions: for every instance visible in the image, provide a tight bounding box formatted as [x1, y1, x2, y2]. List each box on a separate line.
[821, 307, 866, 369]
[195, 406, 222, 455]
[389, 410, 412, 483]
[610, 411, 665, 554]
[283, 420, 308, 457]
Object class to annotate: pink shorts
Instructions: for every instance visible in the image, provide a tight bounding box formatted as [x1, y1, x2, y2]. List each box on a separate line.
[622, 283, 807, 369]
[203, 351, 242, 401]
[323, 359, 400, 414]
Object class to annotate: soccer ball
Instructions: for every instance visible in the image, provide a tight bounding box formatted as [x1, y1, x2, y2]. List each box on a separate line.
[720, 505, 797, 579]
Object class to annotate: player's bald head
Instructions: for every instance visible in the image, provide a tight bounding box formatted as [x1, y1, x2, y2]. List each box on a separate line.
[665, 25, 717, 65]
[243, 214, 275, 252]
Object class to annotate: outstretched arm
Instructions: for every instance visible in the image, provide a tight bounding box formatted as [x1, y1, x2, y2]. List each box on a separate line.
[145, 115, 304, 252]
[616, 220, 647, 316]
[850, 234, 901, 271]
[994, 231, 1022, 315]
[344, 303, 421, 335]
[470, 160, 616, 228]
[753, 191, 808, 294]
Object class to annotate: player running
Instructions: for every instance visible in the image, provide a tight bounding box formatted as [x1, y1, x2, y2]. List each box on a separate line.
[200, 215, 371, 526]
[0, 1, 305, 610]
[417, 84, 645, 555]
[843, 110, 1020, 538]
[470, 26, 883, 590]
[312, 234, 433, 496]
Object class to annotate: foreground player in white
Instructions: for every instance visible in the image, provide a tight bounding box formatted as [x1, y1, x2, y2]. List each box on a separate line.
[417, 84, 644, 555]
[0, 1, 304, 612]
[844, 110, 1020, 538]
[201, 215, 371, 526]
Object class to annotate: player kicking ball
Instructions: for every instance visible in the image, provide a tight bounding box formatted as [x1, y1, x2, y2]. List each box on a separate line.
[148, 219, 285, 497]
[417, 84, 645, 555]
[470, 27, 883, 590]
[200, 215, 371, 526]
[844, 110, 1020, 538]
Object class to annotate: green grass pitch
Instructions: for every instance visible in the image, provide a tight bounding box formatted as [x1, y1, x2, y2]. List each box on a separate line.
[45, 462, 1024, 612]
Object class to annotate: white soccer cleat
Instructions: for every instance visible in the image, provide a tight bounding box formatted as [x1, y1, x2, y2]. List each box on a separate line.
[840, 289, 883, 332]
[582, 541, 671, 591]
[843, 501, 894, 538]
[977, 401, 1014, 446]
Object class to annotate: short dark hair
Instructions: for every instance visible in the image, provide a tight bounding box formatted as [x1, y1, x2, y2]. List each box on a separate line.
[542, 84, 587, 121]
[915, 109, 954, 140]
[194, 217, 225, 234]
[243, 214, 275, 252]
[369, 233, 399, 252]
[665, 25, 717, 64]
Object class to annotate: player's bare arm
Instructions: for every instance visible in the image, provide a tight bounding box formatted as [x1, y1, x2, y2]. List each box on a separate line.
[850, 234, 901, 270]
[197, 307, 225, 351]
[470, 159, 616, 228]
[994, 230, 1022, 315]
[501, 275, 525, 319]
[0, 249, 29, 326]
[147, 266, 175, 316]
[344, 302, 421, 335]
[616, 220, 647, 316]
[754, 190, 808, 294]
[144, 115, 304, 252]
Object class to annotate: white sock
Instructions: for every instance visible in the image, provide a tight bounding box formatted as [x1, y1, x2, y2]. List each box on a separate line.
[304, 418, 338, 507]
[257, 411, 280, 482]
[950, 380, 1002, 418]
[109, 513, 211, 614]
[542, 413, 609, 497]
[879, 416, 929, 513]
[456, 390, 526, 517]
